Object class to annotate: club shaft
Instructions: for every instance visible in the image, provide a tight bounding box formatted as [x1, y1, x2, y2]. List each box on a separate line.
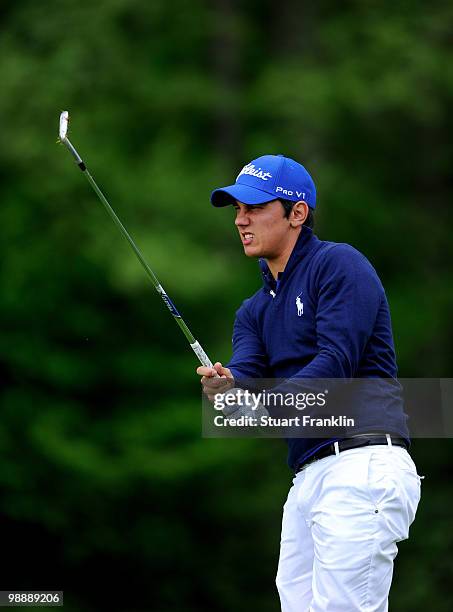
[62, 137, 213, 369]
[83, 168, 161, 288]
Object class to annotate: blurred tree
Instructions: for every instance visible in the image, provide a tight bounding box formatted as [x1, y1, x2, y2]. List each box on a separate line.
[0, 0, 452, 610]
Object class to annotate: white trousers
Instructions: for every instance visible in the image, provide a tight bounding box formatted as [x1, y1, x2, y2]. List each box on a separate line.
[276, 445, 422, 612]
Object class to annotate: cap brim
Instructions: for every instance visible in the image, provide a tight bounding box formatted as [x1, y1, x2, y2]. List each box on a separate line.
[211, 184, 277, 207]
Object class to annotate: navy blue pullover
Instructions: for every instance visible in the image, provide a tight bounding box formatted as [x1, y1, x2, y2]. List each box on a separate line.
[227, 227, 409, 471]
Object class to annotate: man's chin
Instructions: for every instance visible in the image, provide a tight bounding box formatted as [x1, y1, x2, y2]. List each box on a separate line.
[243, 244, 261, 257]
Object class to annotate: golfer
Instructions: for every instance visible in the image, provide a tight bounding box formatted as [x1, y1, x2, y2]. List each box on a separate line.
[197, 155, 422, 611]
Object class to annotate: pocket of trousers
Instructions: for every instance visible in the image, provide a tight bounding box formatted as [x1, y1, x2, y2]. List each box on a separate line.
[366, 450, 421, 541]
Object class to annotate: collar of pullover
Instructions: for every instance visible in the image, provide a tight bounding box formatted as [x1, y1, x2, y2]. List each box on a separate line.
[259, 227, 319, 293]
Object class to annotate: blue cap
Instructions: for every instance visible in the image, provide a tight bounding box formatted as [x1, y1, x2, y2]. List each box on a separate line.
[211, 154, 316, 209]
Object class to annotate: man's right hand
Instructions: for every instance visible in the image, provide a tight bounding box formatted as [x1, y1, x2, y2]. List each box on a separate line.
[196, 361, 234, 402]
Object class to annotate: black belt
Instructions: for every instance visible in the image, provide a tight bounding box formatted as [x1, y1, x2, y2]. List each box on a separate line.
[296, 435, 409, 473]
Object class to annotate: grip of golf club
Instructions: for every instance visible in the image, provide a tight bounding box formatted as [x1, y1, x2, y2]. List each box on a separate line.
[190, 340, 213, 368]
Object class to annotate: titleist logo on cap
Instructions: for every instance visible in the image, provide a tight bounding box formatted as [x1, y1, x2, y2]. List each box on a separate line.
[237, 164, 272, 181]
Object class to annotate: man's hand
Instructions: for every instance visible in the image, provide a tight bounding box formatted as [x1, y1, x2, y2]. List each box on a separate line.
[196, 361, 234, 401]
[218, 387, 270, 422]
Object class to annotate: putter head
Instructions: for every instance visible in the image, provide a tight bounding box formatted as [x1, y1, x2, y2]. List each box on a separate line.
[59, 111, 69, 141]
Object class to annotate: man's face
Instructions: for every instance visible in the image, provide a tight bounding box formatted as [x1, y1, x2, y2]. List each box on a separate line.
[233, 199, 292, 260]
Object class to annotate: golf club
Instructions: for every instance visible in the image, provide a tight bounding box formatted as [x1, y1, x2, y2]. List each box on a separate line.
[58, 110, 214, 369]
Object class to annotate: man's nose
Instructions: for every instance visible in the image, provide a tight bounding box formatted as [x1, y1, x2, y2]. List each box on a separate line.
[235, 209, 249, 226]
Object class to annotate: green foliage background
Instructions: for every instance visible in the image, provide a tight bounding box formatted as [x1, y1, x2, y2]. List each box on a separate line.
[1, 1, 452, 610]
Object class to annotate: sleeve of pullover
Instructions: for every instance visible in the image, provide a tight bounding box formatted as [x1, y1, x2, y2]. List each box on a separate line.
[296, 244, 384, 378]
[227, 299, 269, 380]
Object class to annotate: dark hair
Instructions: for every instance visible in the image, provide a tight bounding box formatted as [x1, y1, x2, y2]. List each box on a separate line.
[279, 199, 314, 228]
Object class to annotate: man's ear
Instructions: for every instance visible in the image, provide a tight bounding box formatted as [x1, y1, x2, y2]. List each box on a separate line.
[290, 201, 309, 228]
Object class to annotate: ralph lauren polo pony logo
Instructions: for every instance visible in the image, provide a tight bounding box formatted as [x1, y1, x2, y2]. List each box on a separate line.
[296, 293, 304, 316]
